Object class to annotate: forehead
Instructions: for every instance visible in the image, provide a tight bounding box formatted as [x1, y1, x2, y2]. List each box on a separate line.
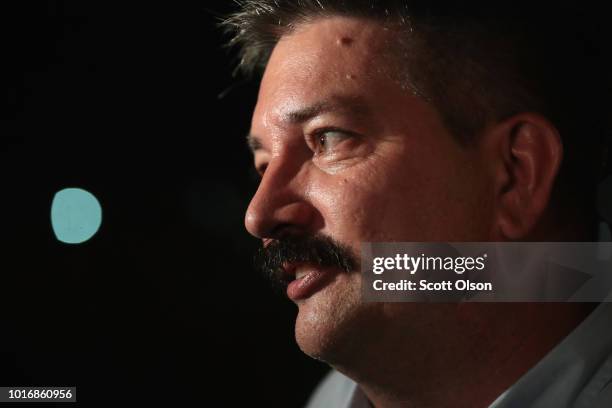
[253, 17, 402, 128]
[272, 16, 396, 70]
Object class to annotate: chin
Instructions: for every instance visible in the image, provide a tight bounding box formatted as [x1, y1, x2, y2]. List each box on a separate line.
[293, 274, 377, 364]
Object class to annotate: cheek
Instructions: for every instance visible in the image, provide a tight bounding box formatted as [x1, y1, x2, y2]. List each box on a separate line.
[306, 162, 404, 243]
[306, 147, 491, 243]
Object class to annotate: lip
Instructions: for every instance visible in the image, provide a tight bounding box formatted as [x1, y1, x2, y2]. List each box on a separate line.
[285, 265, 337, 301]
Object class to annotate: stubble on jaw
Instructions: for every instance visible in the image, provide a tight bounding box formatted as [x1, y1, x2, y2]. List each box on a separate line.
[293, 270, 383, 365]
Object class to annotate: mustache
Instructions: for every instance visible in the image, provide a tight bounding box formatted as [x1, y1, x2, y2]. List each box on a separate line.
[254, 234, 359, 292]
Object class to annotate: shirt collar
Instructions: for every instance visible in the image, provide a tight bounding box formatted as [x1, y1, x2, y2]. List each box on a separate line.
[490, 221, 612, 408]
[346, 222, 612, 408]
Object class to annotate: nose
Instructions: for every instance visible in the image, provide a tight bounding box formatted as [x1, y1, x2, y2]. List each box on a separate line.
[244, 159, 318, 240]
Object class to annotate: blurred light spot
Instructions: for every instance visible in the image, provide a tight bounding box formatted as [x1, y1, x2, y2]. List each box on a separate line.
[51, 188, 102, 244]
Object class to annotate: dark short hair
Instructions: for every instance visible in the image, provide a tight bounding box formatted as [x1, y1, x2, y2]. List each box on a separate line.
[222, 1, 611, 217]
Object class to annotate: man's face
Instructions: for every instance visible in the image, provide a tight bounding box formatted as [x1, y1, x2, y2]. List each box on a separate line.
[245, 17, 494, 361]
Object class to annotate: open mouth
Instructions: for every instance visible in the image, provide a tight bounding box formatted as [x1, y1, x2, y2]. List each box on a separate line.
[282, 262, 338, 301]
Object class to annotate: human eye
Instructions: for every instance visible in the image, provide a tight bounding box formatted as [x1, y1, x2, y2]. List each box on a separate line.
[253, 162, 267, 180]
[309, 128, 356, 156]
[249, 165, 263, 183]
[248, 151, 268, 186]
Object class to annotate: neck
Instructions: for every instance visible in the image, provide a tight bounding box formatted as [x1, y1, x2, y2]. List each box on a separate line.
[530, 206, 598, 242]
[329, 302, 596, 408]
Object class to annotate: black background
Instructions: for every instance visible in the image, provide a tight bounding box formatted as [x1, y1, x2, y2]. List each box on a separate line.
[1, 1, 327, 406]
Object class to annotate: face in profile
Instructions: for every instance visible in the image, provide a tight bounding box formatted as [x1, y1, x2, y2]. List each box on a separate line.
[245, 16, 494, 363]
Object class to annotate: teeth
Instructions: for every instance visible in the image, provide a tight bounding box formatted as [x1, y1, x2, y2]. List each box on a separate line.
[295, 269, 310, 280]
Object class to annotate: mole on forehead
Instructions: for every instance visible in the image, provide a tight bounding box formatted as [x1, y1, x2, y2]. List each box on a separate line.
[336, 37, 354, 46]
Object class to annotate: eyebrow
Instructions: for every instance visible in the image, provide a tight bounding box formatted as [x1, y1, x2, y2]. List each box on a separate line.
[284, 94, 371, 124]
[246, 94, 371, 154]
[246, 134, 263, 153]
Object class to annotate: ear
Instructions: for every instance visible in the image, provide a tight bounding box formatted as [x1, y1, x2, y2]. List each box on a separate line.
[485, 114, 563, 240]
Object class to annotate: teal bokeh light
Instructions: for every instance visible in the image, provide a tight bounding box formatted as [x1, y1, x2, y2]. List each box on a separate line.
[51, 188, 102, 244]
